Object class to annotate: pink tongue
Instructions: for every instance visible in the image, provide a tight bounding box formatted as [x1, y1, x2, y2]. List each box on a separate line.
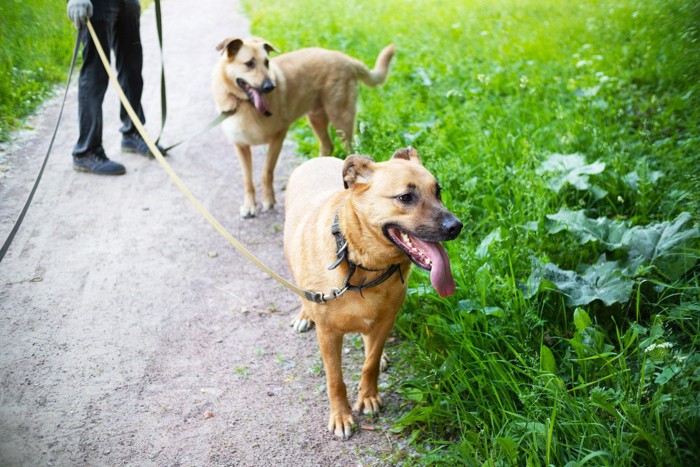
[251, 89, 271, 115]
[412, 238, 456, 297]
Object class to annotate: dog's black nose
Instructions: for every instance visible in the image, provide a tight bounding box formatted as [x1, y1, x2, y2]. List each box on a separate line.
[442, 214, 463, 239]
[261, 80, 276, 94]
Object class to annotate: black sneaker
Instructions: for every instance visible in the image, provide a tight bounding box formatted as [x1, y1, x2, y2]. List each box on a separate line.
[73, 150, 126, 175]
[121, 132, 167, 158]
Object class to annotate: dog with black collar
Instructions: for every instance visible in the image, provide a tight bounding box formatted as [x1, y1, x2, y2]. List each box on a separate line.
[283, 147, 462, 438]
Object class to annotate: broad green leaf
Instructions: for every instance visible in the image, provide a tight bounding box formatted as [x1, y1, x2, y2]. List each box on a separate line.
[537, 153, 607, 198]
[476, 227, 502, 259]
[573, 308, 592, 332]
[623, 169, 664, 191]
[540, 345, 557, 373]
[546, 208, 628, 248]
[496, 437, 519, 462]
[402, 387, 425, 403]
[526, 256, 634, 306]
[621, 212, 700, 279]
[545, 210, 699, 279]
[482, 306, 504, 317]
[458, 300, 480, 312]
[655, 364, 680, 385]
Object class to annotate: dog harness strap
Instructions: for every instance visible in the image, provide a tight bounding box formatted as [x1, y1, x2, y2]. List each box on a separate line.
[327, 212, 347, 271]
[307, 211, 402, 302]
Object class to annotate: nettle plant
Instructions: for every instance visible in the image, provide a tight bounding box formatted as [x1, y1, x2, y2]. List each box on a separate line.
[524, 153, 699, 407]
[523, 153, 699, 307]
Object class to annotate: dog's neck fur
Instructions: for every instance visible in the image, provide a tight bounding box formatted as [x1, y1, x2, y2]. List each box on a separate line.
[225, 92, 245, 113]
[336, 200, 409, 272]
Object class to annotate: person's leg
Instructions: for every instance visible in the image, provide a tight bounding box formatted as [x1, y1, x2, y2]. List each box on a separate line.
[112, 0, 145, 135]
[73, 22, 111, 157]
[73, 1, 126, 175]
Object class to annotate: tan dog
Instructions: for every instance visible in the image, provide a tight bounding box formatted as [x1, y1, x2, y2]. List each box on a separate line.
[283, 147, 462, 438]
[212, 37, 395, 218]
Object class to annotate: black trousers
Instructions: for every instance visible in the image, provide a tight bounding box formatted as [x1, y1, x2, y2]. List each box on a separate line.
[73, 0, 145, 157]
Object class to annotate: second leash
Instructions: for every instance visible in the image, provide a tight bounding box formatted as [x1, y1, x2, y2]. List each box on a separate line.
[85, 20, 311, 301]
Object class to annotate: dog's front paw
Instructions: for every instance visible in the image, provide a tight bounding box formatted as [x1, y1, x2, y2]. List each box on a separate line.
[239, 204, 256, 219]
[328, 410, 355, 439]
[290, 311, 315, 333]
[354, 392, 383, 415]
[261, 200, 275, 213]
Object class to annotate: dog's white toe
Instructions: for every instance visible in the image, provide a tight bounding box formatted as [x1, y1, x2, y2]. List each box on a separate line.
[239, 205, 256, 219]
[291, 318, 315, 333]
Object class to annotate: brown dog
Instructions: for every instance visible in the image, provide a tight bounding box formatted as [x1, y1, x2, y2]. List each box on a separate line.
[283, 147, 462, 438]
[212, 37, 395, 218]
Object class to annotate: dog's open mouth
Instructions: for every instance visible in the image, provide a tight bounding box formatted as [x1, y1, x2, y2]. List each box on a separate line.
[236, 78, 272, 116]
[384, 226, 456, 297]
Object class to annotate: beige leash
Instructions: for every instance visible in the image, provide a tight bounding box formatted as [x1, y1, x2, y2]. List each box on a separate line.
[85, 20, 318, 301]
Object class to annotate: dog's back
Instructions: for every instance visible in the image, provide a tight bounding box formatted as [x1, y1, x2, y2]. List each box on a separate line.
[283, 157, 344, 269]
[274, 44, 395, 90]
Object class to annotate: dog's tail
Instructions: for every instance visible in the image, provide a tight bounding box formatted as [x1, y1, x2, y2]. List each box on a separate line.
[357, 44, 396, 87]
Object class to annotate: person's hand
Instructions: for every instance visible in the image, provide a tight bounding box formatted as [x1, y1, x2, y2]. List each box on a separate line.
[67, 0, 93, 29]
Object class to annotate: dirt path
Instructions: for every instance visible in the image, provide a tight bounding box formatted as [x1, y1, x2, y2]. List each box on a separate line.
[0, 1, 404, 465]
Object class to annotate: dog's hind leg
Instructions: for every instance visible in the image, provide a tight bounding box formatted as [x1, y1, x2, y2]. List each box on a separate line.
[308, 110, 334, 157]
[327, 96, 356, 153]
[235, 144, 256, 218]
[261, 131, 286, 212]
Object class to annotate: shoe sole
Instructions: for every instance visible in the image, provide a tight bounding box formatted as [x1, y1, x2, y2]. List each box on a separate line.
[73, 165, 126, 176]
[121, 146, 154, 158]
[122, 146, 168, 158]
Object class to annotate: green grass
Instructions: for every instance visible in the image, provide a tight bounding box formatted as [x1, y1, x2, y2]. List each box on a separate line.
[243, 0, 700, 464]
[0, 0, 75, 141]
[0, 0, 157, 142]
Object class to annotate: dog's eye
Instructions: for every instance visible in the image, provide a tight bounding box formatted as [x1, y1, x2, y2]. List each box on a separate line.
[436, 184, 442, 200]
[264, 58, 270, 68]
[245, 59, 255, 69]
[396, 193, 415, 204]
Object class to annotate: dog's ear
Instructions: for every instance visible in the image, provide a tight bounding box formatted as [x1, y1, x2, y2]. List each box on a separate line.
[249, 37, 278, 55]
[216, 38, 243, 60]
[263, 42, 278, 55]
[391, 146, 422, 164]
[343, 155, 376, 189]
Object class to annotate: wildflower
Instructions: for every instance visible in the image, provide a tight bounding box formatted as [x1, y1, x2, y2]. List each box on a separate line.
[519, 75, 528, 90]
[477, 73, 490, 85]
[644, 342, 673, 353]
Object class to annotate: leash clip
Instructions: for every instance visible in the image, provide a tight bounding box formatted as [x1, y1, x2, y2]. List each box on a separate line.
[324, 286, 347, 301]
[304, 290, 326, 304]
[304, 286, 347, 304]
